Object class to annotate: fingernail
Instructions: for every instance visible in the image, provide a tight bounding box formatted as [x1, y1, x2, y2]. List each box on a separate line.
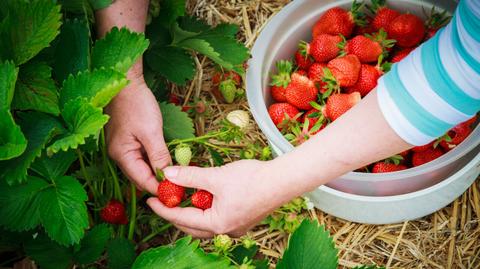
[164, 167, 179, 179]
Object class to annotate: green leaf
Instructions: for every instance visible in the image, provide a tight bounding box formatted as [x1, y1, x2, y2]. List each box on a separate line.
[231, 245, 258, 265]
[157, 0, 186, 27]
[31, 150, 78, 181]
[37, 176, 89, 246]
[208, 148, 224, 166]
[53, 18, 90, 82]
[177, 16, 210, 33]
[0, 228, 30, 252]
[146, 17, 173, 48]
[12, 61, 60, 115]
[24, 233, 73, 269]
[107, 238, 136, 269]
[0, 0, 62, 65]
[60, 69, 128, 109]
[0, 60, 18, 110]
[0, 112, 61, 184]
[91, 27, 149, 73]
[89, 0, 113, 10]
[47, 99, 109, 155]
[276, 220, 338, 269]
[0, 176, 48, 231]
[0, 110, 27, 161]
[132, 236, 233, 269]
[145, 46, 195, 85]
[74, 224, 112, 265]
[159, 102, 195, 142]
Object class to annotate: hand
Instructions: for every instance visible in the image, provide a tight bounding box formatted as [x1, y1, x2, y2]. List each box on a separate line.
[146, 160, 301, 238]
[105, 76, 171, 194]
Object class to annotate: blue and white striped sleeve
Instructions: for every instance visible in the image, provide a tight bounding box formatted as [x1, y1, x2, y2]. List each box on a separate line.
[376, 0, 480, 146]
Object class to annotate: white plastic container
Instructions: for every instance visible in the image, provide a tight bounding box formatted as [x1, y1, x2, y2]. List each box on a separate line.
[246, 0, 480, 223]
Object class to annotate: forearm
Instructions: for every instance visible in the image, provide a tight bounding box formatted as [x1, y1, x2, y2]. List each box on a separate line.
[266, 89, 411, 195]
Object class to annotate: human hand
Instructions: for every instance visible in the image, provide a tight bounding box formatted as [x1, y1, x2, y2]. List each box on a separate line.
[146, 160, 304, 238]
[105, 75, 171, 194]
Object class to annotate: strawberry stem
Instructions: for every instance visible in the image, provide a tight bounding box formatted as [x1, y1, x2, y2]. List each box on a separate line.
[127, 182, 137, 241]
[156, 168, 165, 181]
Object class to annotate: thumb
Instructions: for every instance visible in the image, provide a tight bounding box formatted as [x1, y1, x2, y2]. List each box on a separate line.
[141, 132, 172, 172]
[163, 166, 215, 192]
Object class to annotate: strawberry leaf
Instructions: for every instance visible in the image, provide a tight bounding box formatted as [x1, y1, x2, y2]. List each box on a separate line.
[0, 112, 62, 185]
[0, 60, 17, 110]
[60, 68, 128, 109]
[157, 0, 186, 28]
[276, 220, 338, 269]
[132, 236, 233, 269]
[91, 27, 149, 73]
[145, 46, 195, 85]
[0, 0, 62, 65]
[208, 148, 224, 166]
[53, 18, 90, 82]
[31, 150, 78, 181]
[12, 62, 60, 115]
[47, 99, 109, 155]
[73, 224, 112, 265]
[24, 232, 73, 269]
[0, 110, 27, 161]
[107, 238, 137, 269]
[88, 0, 113, 10]
[37, 175, 89, 246]
[160, 102, 195, 142]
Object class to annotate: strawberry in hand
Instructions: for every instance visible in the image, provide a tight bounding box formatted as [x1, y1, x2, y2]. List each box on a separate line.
[156, 169, 185, 208]
[191, 190, 213, 210]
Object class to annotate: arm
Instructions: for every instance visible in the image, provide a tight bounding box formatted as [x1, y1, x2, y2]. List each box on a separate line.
[147, 0, 480, 237]
[96, 0, 171, 194]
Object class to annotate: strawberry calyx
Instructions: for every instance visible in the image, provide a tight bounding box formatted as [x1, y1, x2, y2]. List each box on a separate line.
[321, 67, 341, 100]
[277, 111, 303, 132]
[384, 154, 404, 165]
[298, 41, 310, 57]
[367, 29, 396, 57]
[155, 168, 166, 182]
[434, 133, 451, 148]
[336, 35, 348, 57]
[270, 60, 293, 88]
[350, 0, 367, 27]
[366, 0, 387, 14]
[424, 6, 451, 30]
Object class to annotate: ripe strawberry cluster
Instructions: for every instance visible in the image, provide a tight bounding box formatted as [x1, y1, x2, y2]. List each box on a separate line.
[268, 0, 477, 173]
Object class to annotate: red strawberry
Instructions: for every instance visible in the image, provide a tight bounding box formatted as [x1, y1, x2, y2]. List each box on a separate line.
[439, 122, 473, 151]
[322, 92, 361, 121]
[327, 54, 361, 87]
[354, 16, 375, 35]
[191, 190, 213, 210]
[372, 162, 408, 173]
[412, 141, 434, 152]
[464, 115, 477, 127]
[270, 60, 293, 102]
[312, 2, 364, 39]
[391, 47, 414, 63]
[387, 14, 425, 48]
[100, 200, 128, 225]
[399, 150, 410, 160]
[157, 174, 185, 208]
[295, 50, 314, 70]
[344, 35, 382, 63]
[308, 63, 328, 92]
[302, 108, 324, 133]
[285, 72, 318, 110]
[212, 70, 241, 86]
[369, 1, 400, 31]
[296, 70, 308, 76]
[271, 85, 287, 102]
[268, 103, 300, 127]
[345, 64, 380, 97]
[168, 93, 182, 106]
[309, 34, 342, 63]
[412, 148, 444, 167]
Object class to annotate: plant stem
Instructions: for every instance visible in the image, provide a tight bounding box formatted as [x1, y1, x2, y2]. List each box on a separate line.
[107, 157, 123, 203]
[77, 149, 97, 200]
[140, 223, 173, 243]
[167, 129, 232, 147]
[128, 182, 137, 241]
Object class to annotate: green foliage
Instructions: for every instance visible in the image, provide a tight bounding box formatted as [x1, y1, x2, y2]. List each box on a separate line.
[24, 233, 74, 269]
[31, 150, 78, 181]
[262, 198, 309, 233]
[74, 224, 112, 265]
[89, 0, 113, 10]
[107, 238, 137, 269]
[0, 0, 62, 65]
[157, 0, 186, 27]
[12, 61, 60, 115]
[0, 109, 27, 161]
[91, 27, 149, 73]
[160, 102, 195, 141]
[145, 46, 195, 85]
[0, 60, 17, 110]
[132, 236, 233, 269]
[53, 18, 90, 82]
[276, 220, 338, 269]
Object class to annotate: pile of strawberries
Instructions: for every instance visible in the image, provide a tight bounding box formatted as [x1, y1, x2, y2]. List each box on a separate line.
[268, 0, 478, 173]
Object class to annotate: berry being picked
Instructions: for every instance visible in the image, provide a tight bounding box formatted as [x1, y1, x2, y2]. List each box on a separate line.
[156, 170, 185, 208]
[391, 47, 414, 63]
[327, 54, 361, 87]
[285, 72, 318, 110]
[312, 1, 364, 38]
[345, 64, 381, 97]
[368, 0, 400, 31]
[387, 14, 425, 48]
[372, 162, 407, 173]
[191, 190, 213, 210]
[412, 148, 444, 167]
[309, 34, 343, 63]
[295, 43, 314, 70]
[175, 145, 192, 166]
[270, 60, 293, 102]
[268, 103, 300, 127]
[227, 110, 250, 129]
[322, 92, 361, 121]
[308, 62, 328, 92]
[100, 200, 128, 225]
[439, 121, 473, 151]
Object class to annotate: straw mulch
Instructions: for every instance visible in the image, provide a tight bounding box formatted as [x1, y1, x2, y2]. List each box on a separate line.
[173, 1, 480, 268]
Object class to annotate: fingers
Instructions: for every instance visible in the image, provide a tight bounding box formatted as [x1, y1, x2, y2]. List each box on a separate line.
[147, 197, 215, 232]
[163, 166, 215, 191]
[141, 132, 172, 172]
[116, 151, 159, 194]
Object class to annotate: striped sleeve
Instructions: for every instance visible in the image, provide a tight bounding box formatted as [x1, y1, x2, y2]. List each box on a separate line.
[376, 0, 480, 146]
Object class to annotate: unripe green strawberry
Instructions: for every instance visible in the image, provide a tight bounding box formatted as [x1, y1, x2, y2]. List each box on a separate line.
[174, 145, 192, 166]
[213, 234, 232, 252]
[227, 110, 250, 129]
[219, 79, 237, 103]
